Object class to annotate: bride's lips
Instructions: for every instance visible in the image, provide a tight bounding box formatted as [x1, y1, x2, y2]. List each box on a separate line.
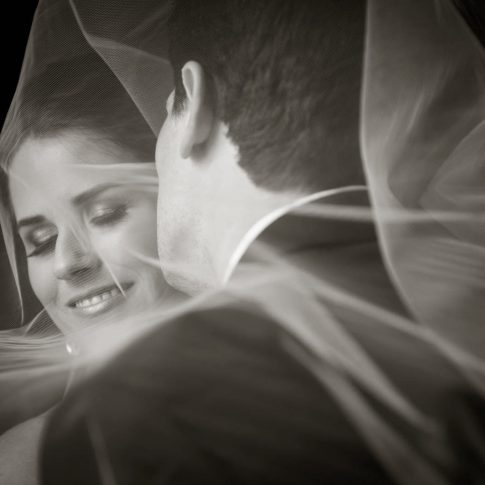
[66, 282, 134, 318]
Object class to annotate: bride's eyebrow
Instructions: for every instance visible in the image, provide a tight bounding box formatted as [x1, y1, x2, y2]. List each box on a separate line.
[71, 183, 119, 207]
[16, 185, 123, 228]
[17, 215, 47, 229]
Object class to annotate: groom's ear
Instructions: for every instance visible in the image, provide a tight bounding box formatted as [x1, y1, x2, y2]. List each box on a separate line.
[179, 61, 214, 159]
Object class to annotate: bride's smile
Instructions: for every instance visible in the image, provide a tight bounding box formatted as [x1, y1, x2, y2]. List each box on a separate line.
[66, 281, 134, 317]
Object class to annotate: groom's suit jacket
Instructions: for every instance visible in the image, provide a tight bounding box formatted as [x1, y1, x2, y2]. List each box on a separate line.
[41, 194, 483, 485]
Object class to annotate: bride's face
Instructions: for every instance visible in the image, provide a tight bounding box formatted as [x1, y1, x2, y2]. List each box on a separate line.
[9, 132, 172, 333]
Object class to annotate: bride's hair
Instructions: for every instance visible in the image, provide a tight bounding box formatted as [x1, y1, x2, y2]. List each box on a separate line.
[1, 53, 156, 170]
[0, 53, 158, 324]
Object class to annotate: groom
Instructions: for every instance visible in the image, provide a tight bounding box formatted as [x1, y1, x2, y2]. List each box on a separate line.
[42, 1, 482, 483]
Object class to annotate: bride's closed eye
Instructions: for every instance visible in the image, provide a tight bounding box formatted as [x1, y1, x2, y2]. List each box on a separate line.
[87, 203, 129, 227]
[25, 225, 58, 257]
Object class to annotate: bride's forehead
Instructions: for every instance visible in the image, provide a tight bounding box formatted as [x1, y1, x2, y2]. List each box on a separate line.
[8, 136, 146, 211]
[10, 135, 150, 189]
[10, 135, 125, 175]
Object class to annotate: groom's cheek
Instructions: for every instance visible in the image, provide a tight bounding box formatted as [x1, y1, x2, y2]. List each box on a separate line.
[155, 113, 180, 176]
[155, 123, 170, 177]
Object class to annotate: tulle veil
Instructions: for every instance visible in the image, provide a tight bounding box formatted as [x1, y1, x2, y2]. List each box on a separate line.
[1, 0, 485, 482]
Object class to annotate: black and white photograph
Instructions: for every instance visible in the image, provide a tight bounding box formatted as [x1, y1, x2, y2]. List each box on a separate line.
[1, 1, 485, 484]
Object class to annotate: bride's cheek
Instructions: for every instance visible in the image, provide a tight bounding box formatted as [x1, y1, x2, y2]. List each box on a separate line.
[27, 259, 56, 306]
[130, 206, 159, 255]
[90, 207, 158, 264]
[91, 226, 137, 265]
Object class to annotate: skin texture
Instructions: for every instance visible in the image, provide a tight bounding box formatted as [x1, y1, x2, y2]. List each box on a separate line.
[9, 132, 178, 335]
[155, 64, 300, 295]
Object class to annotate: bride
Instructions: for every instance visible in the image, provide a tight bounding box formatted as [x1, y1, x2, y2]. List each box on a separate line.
[0, 54, 183, 484]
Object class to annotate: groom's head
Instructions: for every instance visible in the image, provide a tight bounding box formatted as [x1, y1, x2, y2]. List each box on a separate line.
[156, 0, 366, 293]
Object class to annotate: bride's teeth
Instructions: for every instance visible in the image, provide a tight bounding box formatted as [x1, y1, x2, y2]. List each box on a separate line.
[74, 287, 123, 308]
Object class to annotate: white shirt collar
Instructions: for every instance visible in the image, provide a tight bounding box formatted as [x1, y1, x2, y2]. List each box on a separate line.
[223, 190, 332, 284]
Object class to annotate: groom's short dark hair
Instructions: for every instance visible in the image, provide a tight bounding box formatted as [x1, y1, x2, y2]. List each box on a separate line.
[168, 0, 366, 192]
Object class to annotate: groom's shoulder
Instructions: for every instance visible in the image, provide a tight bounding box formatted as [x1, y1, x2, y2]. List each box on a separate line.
[42, 297, 479, 484]
[42, 302, 397, 484]
[101, 296, 469, 402]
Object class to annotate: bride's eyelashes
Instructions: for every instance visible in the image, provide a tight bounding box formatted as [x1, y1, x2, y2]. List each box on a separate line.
[25, 225, 58, 257]
[26, 235, 57, 257]
[87, 203, 129, 227]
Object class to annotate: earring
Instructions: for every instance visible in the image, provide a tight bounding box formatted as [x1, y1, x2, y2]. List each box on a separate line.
[65, 339, 79, 357]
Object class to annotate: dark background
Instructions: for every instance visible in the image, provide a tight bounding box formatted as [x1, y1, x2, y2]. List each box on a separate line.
[454, 0, 485, 45]
[1, 2, 38, 127]
[0, 1, 39, 329]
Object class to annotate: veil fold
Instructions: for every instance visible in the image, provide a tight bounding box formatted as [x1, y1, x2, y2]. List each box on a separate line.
[362, 0, 485, 362]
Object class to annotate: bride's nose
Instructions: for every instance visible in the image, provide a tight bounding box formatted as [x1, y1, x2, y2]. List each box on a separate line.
[53, 229, 101, 281]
